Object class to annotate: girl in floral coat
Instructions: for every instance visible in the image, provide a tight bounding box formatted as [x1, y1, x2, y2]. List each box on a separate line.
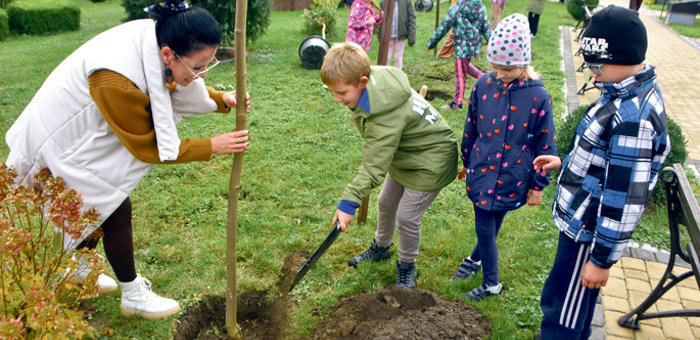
[427, 0, 491, 109]
[452, 14, 557, 301]
[346, 0, 383, 50]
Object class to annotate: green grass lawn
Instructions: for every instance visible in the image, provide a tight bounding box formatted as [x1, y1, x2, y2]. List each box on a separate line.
[0, 1, 690, 339]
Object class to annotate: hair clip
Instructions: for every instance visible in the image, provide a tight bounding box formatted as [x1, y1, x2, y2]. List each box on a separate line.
[144, 1, 190, 15]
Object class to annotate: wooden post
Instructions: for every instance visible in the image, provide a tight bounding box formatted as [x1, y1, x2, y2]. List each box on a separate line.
[377, 0, 395, 66]
[434, 0, 440, 56]
[358, 196, 370, 223]
[225, 0, 248, 338]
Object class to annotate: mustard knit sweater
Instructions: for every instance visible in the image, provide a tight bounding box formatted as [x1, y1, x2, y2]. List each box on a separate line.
[88, 70, 230, 164]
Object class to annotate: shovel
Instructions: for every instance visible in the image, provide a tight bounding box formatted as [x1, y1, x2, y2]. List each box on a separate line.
[290, 220, 342, 292]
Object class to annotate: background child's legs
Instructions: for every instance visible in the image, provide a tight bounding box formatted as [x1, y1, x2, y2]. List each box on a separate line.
[473, 206, 507, 286]
[492, 3, 505, 26]
[528, 12, 541, 36]
[540, 232, 600, 340]
[392, 39, 406, 70]
[469, 207, 506, 264]
[454, 58, 483, 106]
[386, 39, 396, 67]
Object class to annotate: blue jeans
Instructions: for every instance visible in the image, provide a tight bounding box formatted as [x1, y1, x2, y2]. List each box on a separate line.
[469, 205, 507, 286]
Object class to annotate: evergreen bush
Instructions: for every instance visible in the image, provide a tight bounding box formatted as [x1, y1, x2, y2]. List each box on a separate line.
[0, 9, 8, 42]
[121, 0, 271, 45]
[303, 0, 340, 38]
[556, 105, 688, 206]
[566, 0, 600, 21]
[6, 0, 80, 35]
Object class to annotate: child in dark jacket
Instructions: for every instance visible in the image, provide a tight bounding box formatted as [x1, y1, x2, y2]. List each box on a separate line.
[426, 0, 491, 110]
[532, 7, 670, 339]
[452, 14, 557, 301]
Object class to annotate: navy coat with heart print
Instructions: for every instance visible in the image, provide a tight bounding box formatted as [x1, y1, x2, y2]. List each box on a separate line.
[461, 72, 557, 211]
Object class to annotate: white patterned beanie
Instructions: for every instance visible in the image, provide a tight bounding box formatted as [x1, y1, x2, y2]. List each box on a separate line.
[487, 13, 531, 67]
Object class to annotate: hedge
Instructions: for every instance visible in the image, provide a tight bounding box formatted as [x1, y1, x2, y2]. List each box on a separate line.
[556, 104, 688, 206]
[7, 0, 80, 35]
[0, 9, 8, 42]
[121, 0, 271, 45]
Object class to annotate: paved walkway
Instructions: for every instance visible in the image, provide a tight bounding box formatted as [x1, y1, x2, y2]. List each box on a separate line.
[561, 1, 700, 339]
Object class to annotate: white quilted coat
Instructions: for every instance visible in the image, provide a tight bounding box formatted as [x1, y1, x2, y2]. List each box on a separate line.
[5, 20, 220, 250]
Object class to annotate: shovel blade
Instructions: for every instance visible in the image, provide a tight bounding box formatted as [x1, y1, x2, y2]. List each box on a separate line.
[290, 221, 341, 291]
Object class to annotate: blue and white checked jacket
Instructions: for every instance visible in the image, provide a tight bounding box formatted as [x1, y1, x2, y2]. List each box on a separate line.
[553, 65, 670, 269]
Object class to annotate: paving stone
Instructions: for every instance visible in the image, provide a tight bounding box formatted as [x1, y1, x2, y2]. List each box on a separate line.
[659, 316, 695, 340]
[658, 285, 681, 303]
[591, 303, 605, 327]
[621, 257, 647, 271]
[646, 261, 668, 281]
[682, 301, 700, 327]
[675, 255, 692, 269]
[597, 294, 602, 304]
[623, 268, 649, 281]
[656, 299, 684, 313]
[603, 296, 632, 314]
[633, 324, 666, 340]
[678, 286, 700, 302]
[589, 326, 605, 340]
[630, 247, 656, 262]
[603, 277, 628, 299]
[675, 274, 700, 290]
[622, 247, 632, 258]
[610, 265, 625, 279]
[604, 311, 636, 338]
[606, 336, 631, 340]
[691, 326, 700, 339]
[627, 278, 652, 294]
[654, 251, 670, 264]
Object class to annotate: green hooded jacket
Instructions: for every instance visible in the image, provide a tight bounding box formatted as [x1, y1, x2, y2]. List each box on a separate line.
[341, 66, 459, 205]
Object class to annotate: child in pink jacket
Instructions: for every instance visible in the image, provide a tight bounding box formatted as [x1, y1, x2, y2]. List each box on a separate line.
[346, 0, 383, 50]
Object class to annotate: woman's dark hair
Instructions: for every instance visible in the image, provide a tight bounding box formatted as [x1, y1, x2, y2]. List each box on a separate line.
[152, 0, 223, 56]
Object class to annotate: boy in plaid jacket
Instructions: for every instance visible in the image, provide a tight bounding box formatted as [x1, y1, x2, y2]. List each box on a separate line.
[531, 6, 670, 339]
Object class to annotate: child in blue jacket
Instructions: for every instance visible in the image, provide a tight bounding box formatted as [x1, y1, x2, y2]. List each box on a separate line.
[453, 14, 557, 300]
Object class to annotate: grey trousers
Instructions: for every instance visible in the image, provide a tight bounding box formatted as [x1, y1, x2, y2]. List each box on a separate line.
[374, 174, 440, 263]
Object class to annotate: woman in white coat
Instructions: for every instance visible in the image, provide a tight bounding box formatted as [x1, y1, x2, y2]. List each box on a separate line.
[4, 0, 249, 319]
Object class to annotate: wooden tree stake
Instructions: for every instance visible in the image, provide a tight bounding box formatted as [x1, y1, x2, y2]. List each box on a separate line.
[225, 0, 248, 338]
[434, 0, 441, 56]
[377, 0, 396, 66]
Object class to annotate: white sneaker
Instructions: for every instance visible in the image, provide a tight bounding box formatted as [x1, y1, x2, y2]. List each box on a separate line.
[66, 254, 118, 295]
[119, 274, 181, 319]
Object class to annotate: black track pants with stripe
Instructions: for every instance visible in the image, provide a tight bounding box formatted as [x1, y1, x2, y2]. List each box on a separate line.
[540, 232, 600, 340]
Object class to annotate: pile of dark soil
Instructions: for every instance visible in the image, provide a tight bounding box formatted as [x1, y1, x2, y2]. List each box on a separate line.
[309, 288, 491, 340]
[171, 250, 491, 340]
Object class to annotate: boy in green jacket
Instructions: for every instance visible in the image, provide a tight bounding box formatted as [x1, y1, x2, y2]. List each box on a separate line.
[321, 42, 459, 288]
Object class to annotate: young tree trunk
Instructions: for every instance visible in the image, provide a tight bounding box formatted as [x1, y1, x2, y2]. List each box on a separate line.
[226, 0, 248, 338]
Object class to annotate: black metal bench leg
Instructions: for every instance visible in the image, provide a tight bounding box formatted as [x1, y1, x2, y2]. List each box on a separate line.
[618, 269, 695, 329]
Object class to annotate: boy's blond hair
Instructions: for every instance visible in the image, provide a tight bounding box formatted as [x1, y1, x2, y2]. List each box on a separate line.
[320, 42, 371, 86]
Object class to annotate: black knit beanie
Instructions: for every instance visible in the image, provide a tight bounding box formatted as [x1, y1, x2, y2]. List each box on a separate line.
[580, 5, 647, 65]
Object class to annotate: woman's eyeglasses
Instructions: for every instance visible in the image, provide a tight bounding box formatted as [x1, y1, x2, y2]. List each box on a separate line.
[174, 52, 220, 79]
